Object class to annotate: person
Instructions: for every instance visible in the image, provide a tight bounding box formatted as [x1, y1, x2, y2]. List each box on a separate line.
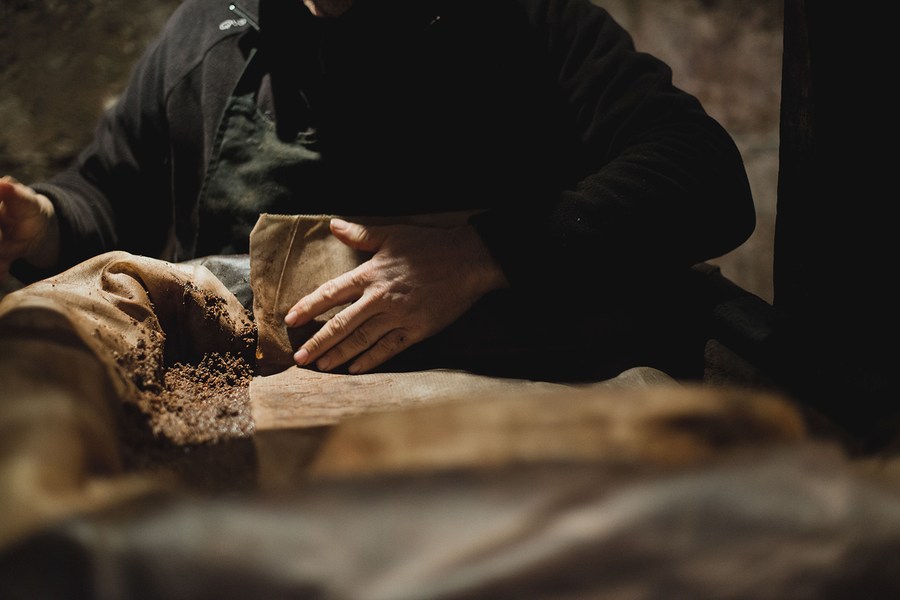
[0, 0, 755, 381]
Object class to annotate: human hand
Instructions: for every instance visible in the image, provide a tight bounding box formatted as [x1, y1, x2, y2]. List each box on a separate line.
[0, 176, 59, 279]
[284, 218, 509, 374]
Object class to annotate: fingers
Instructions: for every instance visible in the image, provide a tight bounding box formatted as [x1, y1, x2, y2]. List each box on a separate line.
[300, 312, 415, 375]
[291, 292, 378, 367]
[284, 221, 394, 370]
[283, 220, 388, 328]
[0, 178, 44, 233]
[287, 278, 419, 374]
[0, 177, 34, 217]
[284, 267, 366, 328]
[0, 178, 59, 275]
[0, 178, 17, 215]
[329, 218, 389, 252]
[346, 328, 414, 374]
[311, 313, 392, 371]
[285, 220, 446, 374]
[0, 178, 33, 280]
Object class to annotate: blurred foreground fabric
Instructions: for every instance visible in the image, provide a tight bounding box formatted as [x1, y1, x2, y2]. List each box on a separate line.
[0, 215, 898, 598]
[2, 444, 900, 600]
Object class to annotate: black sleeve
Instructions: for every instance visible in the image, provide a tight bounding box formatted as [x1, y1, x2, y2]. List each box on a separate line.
[22, 10, 175, 280]
[469, 0, 755, 296]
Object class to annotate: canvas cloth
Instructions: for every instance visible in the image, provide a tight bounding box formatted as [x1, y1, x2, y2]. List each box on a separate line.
[3, 443, 900, 600]
[0, 252, 255, 547]
[249, 212, 475, 376]
[0, 214, 825, 573]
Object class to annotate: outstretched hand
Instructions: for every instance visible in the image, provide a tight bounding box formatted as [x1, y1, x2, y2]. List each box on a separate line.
[0, 176, 59, 280]
[284, 218, 509, 374]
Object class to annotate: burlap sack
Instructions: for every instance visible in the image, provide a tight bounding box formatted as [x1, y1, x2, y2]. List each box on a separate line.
[241, 212, 816, 487]
[0, 251, 255, 403]
[249, 212, 476, 376]
[307, 381, 808, 478]
[0, 219, 813, 551]
[250, 215, 364, 376]
[0, 251, 255, 546]
[7, 443, 900, 600]
[0, 218, 893, 599]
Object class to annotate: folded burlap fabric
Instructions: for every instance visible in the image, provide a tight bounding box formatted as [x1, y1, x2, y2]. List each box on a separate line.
[249, 212, 476, 376]
[0, 251, 255, 401]
[0, 216, 816, 553]
[250, 214, 364, 376]
[0, 251, 256, 546]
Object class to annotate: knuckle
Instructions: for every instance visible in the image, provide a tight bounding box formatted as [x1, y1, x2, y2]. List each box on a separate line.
[351, 265, 373, 288]
[320, 280, 340, 302]
[355, 228, 371, 245]
[349, 326, 371, 349]
[304, 334, 324, 353]
[327, 311, 349, 333]
[381, 329, 409, 352]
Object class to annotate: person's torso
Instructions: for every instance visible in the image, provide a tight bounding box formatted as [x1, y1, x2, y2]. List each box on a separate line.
[166, 0, 571, 256]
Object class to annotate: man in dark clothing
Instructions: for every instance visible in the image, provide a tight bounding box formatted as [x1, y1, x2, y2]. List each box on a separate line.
[0, 0, 755, 380]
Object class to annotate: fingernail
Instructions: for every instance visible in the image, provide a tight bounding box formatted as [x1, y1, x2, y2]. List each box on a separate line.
[284, 310, 297, 326]
[330, 218, 349, 231]
[316, 357, 331, 371]
[348, 363, 361, 374]
[294, 348, 310, 365]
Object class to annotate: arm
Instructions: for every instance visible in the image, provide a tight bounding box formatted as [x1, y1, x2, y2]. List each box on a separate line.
[8, 0, 226, 282]
[286, 218, 509, 374]
[25, 28, 173, 279]
[287, 0, 755, 374]
[0, 177, 59, 281]
[470, 0, 755, 295]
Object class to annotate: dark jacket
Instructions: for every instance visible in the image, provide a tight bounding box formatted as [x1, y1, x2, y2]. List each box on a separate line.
[30, 0, 754, 298]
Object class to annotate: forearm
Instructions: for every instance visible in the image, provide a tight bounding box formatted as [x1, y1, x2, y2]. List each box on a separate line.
[473, 130, 752, 285]
[23, 20, 174, 278]
[27, 171, 118, 277]
[473, 0, 755, 294]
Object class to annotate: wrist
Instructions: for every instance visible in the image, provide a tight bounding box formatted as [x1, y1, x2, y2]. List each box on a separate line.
[455, 225, 510, 295]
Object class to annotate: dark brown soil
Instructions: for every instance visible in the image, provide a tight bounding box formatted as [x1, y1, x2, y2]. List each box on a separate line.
[112, 346, 258, 491]
[118, 346, 259, 487]
[106, 279, 260, 490]
[137, 351, 254, 446]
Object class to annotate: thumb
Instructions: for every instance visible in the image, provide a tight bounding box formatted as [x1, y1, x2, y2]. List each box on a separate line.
[329, 218, 388, 252]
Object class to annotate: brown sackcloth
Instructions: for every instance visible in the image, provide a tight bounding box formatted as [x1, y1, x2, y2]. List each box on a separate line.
[250, 214, 364, 376]
[0, 251, 254, 395]
[307, 381, 809, 478]
[7, 218, 899, 600]
[0, 251, 255, 546]
[5, 444, 900, 600]
[244, 213, 816, 489]
[250, 212, 718, 383]
[0, 338, 158, 549]
[249, 212, 474, 376]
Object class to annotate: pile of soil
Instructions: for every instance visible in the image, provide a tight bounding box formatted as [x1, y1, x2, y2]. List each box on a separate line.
[109, 281, 261, 490]
[122, 352, 259, 492]
[131, 351, 255, 447]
